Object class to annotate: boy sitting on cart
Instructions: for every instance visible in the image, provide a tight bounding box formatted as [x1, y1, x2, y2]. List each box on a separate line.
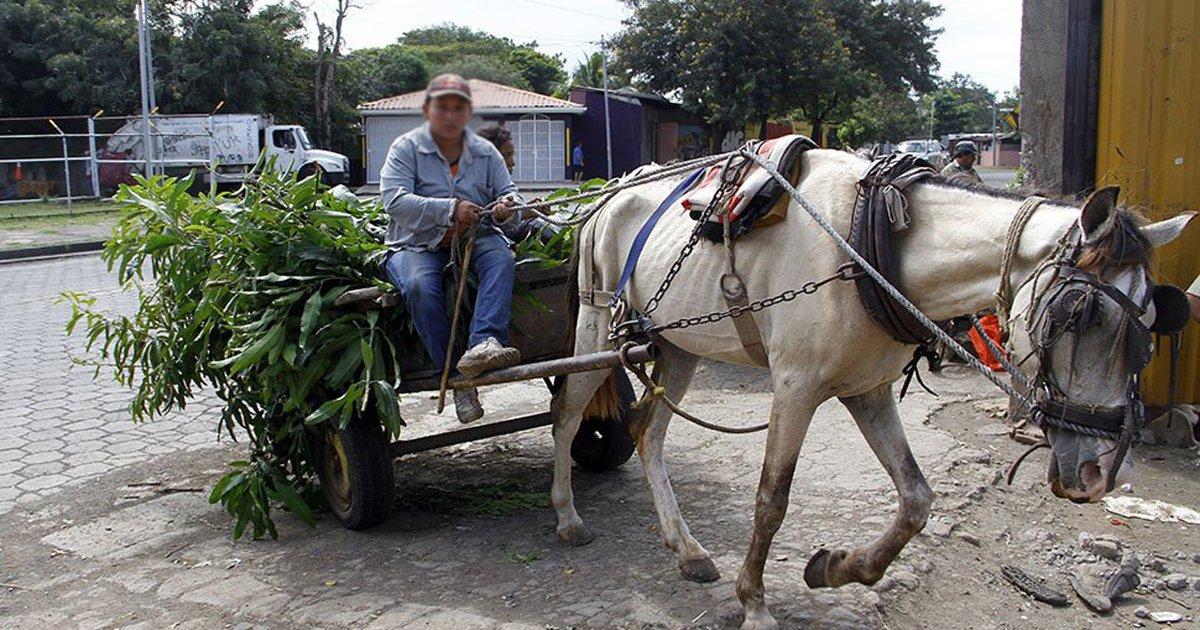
[379, 74, 523, 423]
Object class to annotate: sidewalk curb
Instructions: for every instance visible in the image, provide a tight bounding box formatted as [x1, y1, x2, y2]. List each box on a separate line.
[0, 241, 106, 264]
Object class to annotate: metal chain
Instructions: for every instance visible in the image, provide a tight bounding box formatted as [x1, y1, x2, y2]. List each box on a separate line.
[650, 265, 857, 333]
[641, 150, 756, 316]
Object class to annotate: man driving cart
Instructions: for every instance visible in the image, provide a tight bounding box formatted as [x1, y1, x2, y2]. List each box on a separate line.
[379, 74, 523, 423]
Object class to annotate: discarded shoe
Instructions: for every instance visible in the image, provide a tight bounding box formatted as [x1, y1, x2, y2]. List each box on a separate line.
[456, 337, 521, 379]
[454, 387, 484, 424]
[1001, 565, 1070, 607]
[1070, 553, 1140, 613]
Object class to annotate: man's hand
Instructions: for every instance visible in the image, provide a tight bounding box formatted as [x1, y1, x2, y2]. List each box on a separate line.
[453, 199, 483, 229]
[492, 196, 518, 222]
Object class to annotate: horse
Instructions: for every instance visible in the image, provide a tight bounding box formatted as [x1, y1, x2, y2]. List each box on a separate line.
[547, 148, 1193, 629]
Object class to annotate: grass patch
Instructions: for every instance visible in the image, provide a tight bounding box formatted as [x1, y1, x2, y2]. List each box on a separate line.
[0, 199, 115, 221]
[395, 482, 551, 516]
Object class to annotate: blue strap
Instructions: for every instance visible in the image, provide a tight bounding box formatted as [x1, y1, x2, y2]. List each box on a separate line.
[609, 166, 706, 307]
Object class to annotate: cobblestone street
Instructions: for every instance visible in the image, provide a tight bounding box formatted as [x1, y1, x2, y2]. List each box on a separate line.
[1, 254, 1198, 629]
[0, 255, 221, 514]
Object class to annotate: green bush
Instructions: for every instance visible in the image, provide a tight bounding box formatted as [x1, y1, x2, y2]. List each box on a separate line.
[64, 170, 604, 540]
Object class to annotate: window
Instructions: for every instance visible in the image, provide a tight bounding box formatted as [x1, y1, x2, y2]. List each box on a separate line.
[272, 129, 296, 150]
[511, 115, 565, 182]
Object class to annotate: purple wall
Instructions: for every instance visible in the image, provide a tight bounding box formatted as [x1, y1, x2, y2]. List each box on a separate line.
[570, 90, 644, 180]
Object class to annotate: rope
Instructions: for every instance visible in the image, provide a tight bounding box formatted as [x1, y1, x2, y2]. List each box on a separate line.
[618, 343, 770, 434]
[497, 151, 736, 227]
[995, 196, 1046, 323]
[738, 147, 1038, 413]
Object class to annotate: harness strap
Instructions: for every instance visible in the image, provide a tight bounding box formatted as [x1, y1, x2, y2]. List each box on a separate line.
[996, 196, 1047, 323]
[609, 166, 707, 307]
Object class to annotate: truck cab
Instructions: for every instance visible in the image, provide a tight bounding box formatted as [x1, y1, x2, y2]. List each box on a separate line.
[264, 125, 350, 185]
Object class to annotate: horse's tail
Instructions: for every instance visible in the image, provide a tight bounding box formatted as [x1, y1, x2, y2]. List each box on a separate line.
[567, 217, 621, 421]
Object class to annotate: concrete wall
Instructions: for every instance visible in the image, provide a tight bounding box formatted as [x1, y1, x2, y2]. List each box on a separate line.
[1019, 0, 1068, 193]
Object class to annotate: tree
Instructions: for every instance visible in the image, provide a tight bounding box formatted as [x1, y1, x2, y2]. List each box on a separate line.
[837, 88, 925, 147]
[164, 1, 312, 121]
[615, 0, 941, 145]
[398, 23, 564, 94]
[435, 55, 529, 89]
[0, 0, 147, 116]
[341, 45, 429, 104]
[921, 73, 996, 137]
[314, 0, 358, 149]
[565, 51, 630, 91]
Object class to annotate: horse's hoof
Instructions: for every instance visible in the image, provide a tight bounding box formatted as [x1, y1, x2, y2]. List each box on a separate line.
[740, 611, 780, 630]
[679, 556, 721, 583]
[804, 548, 847, 588]
[557, 524, 594, 547]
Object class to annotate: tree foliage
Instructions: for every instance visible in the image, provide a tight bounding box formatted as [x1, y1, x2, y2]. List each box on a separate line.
[923, 73, 997, 137]
[399, 23, 565, 94]
[837, 88, 926, 147]
[615, 0, 941, 144]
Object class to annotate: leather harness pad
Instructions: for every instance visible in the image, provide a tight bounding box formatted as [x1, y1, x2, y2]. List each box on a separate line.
[849, 154, 938, 346]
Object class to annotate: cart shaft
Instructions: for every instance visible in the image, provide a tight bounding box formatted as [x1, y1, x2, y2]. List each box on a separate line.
[446, 343, 657, 390]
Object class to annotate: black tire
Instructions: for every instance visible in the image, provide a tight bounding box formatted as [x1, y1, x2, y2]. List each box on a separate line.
[315, 415, 394, 530]
[571, 368, 637, 472]
[297, 163, 326, 185]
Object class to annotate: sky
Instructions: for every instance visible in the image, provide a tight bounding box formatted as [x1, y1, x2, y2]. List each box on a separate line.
[322, 0, 1022, 95]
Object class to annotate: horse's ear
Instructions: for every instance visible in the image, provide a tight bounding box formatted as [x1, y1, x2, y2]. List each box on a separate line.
[1141, 212, 1195, 247]
[1079, 186, 1120, 244]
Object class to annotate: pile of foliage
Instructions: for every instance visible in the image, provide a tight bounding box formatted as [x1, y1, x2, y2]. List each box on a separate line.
[64, 170, 598, 539]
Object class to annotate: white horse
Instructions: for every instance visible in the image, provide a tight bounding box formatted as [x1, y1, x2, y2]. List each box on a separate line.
[549, 149, 1192, 629]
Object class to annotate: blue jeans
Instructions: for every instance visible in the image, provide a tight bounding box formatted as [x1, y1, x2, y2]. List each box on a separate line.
[383, 232, 515, 371]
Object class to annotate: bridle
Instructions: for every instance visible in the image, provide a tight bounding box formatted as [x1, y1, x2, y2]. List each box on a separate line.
[1000, 203, 1156, 493]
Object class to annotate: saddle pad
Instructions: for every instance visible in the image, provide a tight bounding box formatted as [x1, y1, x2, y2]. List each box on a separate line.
[679, 134, 817, 242]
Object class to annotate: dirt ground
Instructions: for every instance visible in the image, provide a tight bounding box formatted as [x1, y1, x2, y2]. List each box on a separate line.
[1, 363, 1198, 629]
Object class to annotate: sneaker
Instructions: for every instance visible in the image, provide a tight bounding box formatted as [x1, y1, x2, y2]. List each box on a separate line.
[454, 387, 484, 424]
[455, 337, 521, 379]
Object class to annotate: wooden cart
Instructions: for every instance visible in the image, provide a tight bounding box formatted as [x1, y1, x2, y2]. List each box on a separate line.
[315, 265, 652, 530]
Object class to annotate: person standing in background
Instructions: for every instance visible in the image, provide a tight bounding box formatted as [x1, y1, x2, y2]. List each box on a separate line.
[571, 140, 584, 182]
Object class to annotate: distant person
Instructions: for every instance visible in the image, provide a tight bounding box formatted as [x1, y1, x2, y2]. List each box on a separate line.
[477, 123, 515, 173]
[571, 140, 584, 182]
[477, 123, 560, 244]
[941, 140, 982, 184]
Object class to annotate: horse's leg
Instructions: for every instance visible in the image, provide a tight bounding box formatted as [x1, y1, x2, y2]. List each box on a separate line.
[549, 305, 610, 546]
[804, 382, 932, 588]
[736, 377, 818, 630]
[628, 343, 718, 583]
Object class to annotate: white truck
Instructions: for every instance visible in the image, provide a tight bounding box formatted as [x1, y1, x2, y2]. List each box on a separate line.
[105, 114, 350, 186]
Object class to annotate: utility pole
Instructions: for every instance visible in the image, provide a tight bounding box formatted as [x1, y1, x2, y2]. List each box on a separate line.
[928, 97, 936, 140]
[136, 0, 154, 176]
[990, 101, 999, 166]
[600, 37, 613, 179]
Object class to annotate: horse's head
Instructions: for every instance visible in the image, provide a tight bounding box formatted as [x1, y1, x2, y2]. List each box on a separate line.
[1010, 187, 1193, 503]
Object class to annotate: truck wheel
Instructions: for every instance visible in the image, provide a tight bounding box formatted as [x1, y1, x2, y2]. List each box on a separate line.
[315, 414, 394, 530]
[297, 163, 324, 185]
[571, 368, 637, 473]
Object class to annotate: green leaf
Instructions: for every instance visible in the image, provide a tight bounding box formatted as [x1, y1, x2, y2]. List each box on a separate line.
[299, 291, 323, 349]
[229, 322, 286, 374]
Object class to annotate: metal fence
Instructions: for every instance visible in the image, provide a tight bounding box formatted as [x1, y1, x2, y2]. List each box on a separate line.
[0, 114, 230, 206]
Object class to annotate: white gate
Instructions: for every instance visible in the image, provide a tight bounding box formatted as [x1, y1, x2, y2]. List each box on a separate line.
[512, 117, 564, 183]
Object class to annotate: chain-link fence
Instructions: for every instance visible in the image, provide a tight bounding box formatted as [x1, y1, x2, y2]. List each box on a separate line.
[0, 114, 236, 206]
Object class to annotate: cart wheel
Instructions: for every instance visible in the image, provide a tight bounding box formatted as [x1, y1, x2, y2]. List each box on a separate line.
[571, 368, 637, 472]
[316, 415, 394, 530]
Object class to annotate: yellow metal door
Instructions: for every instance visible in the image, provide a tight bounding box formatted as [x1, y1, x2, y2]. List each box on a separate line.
[1096, 0, 1200, 405]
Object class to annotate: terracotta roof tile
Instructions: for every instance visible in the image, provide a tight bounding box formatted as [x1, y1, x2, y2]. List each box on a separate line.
[359, 79, 584, 112]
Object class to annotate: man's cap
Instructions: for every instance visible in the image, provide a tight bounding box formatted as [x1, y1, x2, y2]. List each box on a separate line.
[426, 74, 472, 102]
[953, 140, 979, 156]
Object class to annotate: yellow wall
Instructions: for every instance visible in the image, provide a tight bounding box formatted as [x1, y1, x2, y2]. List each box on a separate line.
[1096, 0, 1200, 404]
